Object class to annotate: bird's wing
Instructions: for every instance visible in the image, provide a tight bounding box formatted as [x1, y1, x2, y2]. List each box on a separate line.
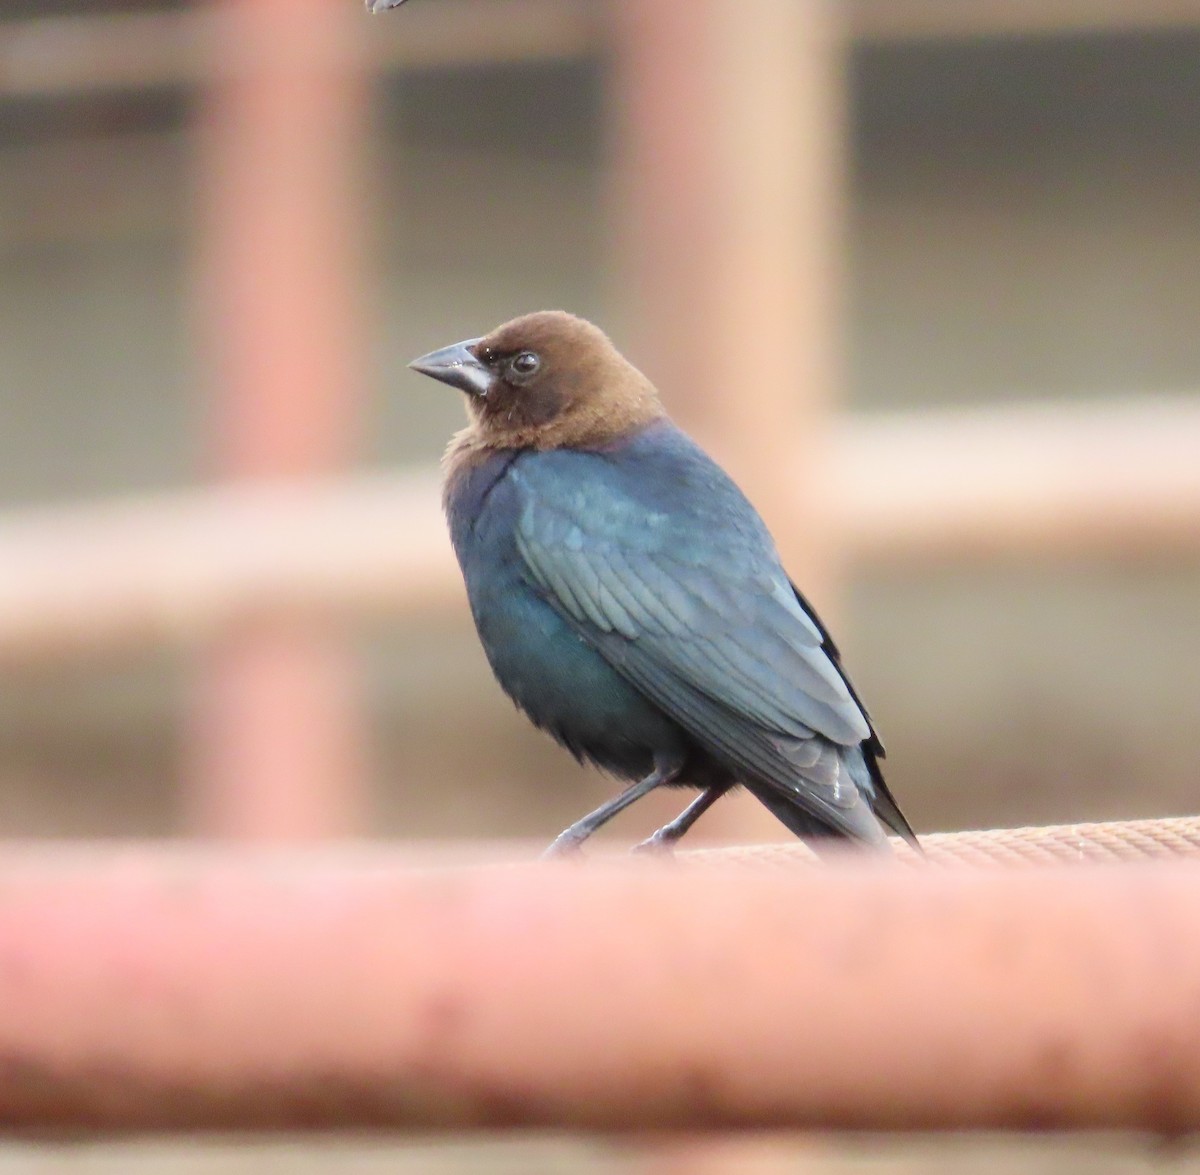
[509, 449, 881, 839]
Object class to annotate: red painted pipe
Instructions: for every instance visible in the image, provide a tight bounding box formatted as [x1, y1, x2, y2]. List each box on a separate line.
[0, 848, 1197, 1134]
[188, 0, 369, 840]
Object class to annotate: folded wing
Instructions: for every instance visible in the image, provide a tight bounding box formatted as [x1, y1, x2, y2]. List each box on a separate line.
[510, 448, 889, 842]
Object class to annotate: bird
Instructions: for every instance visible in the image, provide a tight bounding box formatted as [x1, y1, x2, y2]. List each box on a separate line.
[409, 311, 917, 856]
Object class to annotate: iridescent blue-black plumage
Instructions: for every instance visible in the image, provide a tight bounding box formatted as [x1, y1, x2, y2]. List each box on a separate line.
[417, 310, 916, 851]
[443, 440, 692, 783]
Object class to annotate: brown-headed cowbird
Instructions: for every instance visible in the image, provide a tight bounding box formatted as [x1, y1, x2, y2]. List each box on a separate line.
[410, 311, 917, 855]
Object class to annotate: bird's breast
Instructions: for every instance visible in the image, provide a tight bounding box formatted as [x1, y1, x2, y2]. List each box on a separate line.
[444, 452, 685, 777]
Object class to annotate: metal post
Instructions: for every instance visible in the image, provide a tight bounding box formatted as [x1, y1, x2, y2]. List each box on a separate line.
[612, 0, 847, 839]
[188, 0, 368, 838]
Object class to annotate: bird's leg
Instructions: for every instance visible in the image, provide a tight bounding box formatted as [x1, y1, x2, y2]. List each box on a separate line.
[632, 785, 726, 854]
[542, 759, 681, 857]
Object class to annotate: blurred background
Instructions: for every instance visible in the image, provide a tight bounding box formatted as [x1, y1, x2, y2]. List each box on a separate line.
[0, 1, 1199, 1167]
[2, 0, 1197, 849]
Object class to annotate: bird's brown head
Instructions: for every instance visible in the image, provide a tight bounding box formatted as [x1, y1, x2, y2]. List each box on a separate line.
[409, 311, 663, 451]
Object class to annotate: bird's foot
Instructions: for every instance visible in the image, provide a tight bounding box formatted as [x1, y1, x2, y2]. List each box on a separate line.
[541, 833, 587, 859]
[631, 831, 676, 856]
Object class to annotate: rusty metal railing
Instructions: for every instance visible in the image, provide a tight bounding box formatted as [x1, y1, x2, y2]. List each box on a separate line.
[1, 822, 1199, 1134]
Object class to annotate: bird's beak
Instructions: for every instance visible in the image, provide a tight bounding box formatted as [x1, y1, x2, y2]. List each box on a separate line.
[366, 0, 408, 11]
[408, 338, 493, 398]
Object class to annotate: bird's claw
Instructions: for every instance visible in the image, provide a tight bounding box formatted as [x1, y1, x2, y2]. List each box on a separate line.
[631, 833, 675, 856]
[541, 835, 586, 859]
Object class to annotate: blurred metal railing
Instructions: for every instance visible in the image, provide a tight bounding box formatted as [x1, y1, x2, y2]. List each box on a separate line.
[0, 1, 599, 99]
[0, 394, 1196, 665]
[4, 0, 1200, 101]
[2, 0, 1198, 848]
[1, 840, 1200, 1133]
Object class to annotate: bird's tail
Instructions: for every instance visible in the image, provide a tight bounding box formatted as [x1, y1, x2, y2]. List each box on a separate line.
[746, 743, 920, 854]
[747, 786, 886, 853]
[850, 743, 921, 851]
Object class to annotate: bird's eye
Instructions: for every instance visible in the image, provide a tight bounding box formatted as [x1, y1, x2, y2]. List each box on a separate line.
[509, 351, 541, 380]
